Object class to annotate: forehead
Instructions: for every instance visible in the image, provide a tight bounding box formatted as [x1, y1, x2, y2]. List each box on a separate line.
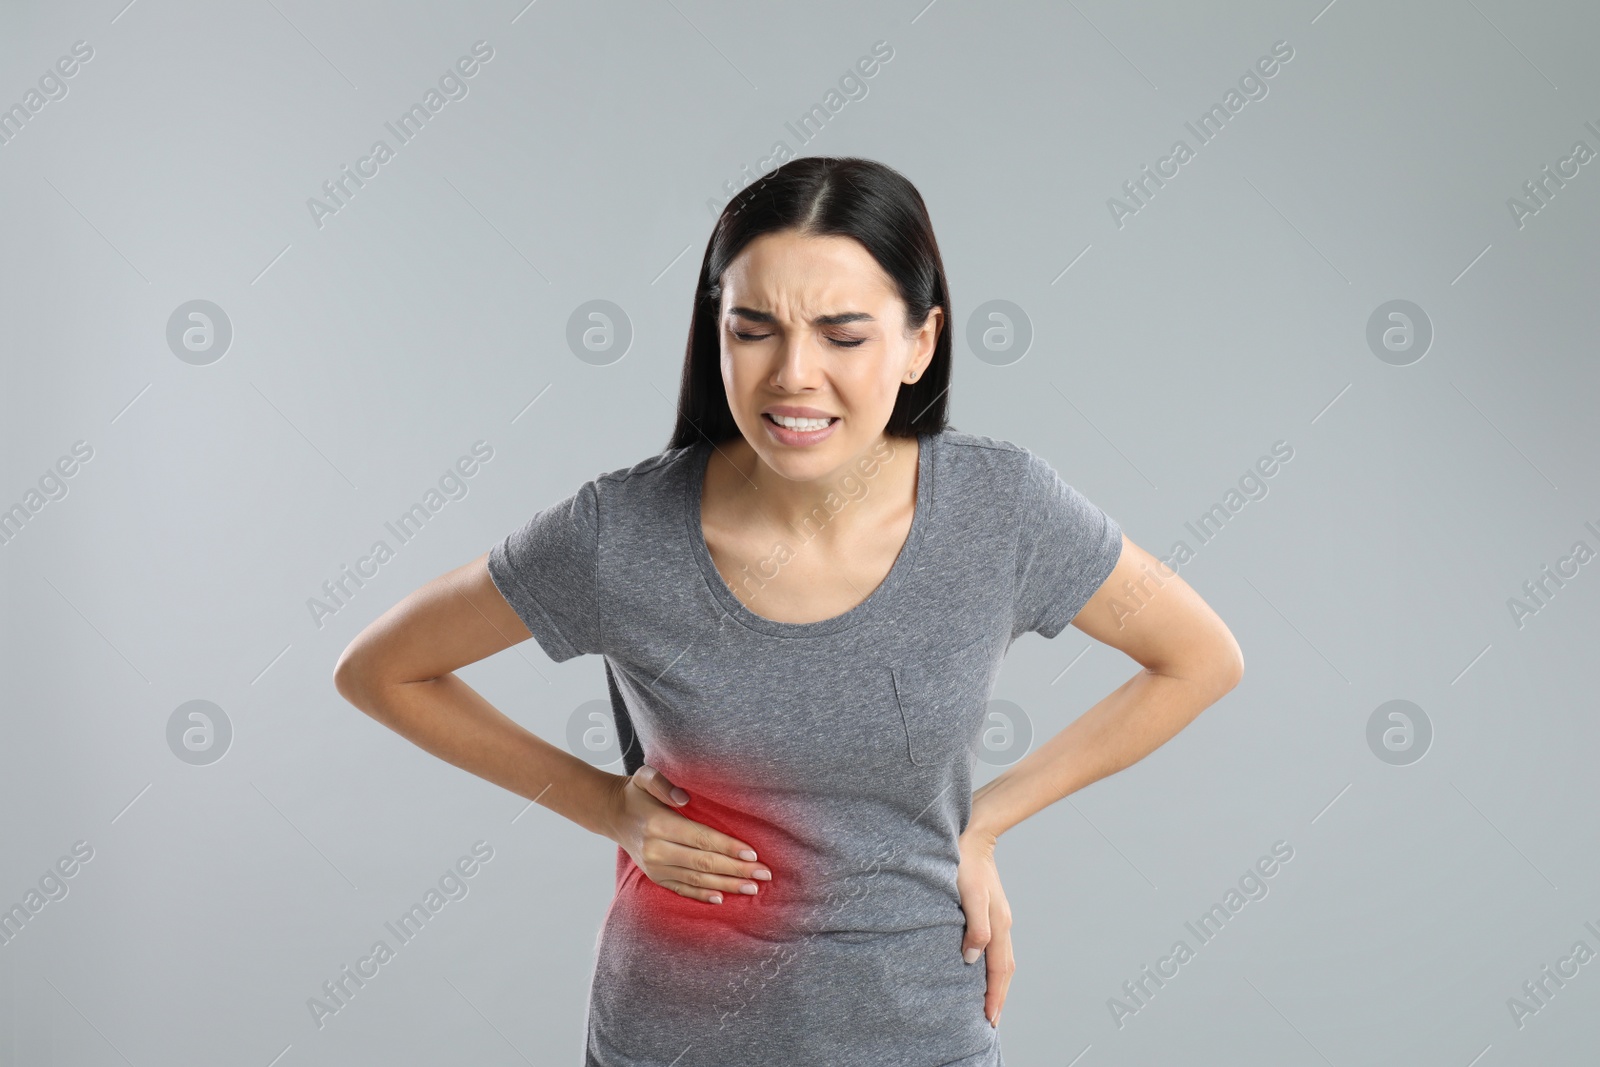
[721, 231, 898, 312]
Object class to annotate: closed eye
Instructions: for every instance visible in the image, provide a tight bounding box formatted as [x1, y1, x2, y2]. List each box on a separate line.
[732, 331, 867, 348]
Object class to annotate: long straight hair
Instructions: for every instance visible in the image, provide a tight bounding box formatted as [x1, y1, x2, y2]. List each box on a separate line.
[664, 156, 953, 453]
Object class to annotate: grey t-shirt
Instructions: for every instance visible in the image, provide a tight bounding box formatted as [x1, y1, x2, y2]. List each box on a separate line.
[487, 427, 1122, 1066]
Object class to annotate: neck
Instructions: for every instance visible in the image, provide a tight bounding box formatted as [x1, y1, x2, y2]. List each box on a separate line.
[710, 432, 918, 538]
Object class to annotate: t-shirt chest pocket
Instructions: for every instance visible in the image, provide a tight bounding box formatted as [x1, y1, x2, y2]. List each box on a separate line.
[885, 637, 999, 767]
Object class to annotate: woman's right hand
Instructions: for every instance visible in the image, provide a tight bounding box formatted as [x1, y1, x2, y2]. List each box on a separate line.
[601, 764, 773, 904]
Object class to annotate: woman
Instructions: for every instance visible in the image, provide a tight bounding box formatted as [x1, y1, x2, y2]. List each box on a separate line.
[334, 156, 1242, 1064]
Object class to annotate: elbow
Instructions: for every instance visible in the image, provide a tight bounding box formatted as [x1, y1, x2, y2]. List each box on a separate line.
[332, 644, 373, 708]
[1152, 630, 1243, 695]
[1172, 632, 1242, 700]
[333, 639, 433, 714]
[1217, 631, 1244, 693]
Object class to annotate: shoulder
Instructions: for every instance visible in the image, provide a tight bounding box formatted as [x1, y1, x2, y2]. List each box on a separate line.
[936, 427, 1030, 460]
[933, 427, 1040, 493]
[582, 443, 701, 518]
[594, 445, 698, 488]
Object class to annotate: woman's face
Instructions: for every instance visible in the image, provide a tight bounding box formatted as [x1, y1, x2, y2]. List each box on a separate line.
[718, 228, 941, 477]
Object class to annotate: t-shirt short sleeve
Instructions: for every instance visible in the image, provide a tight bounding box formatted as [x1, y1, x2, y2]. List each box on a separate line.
[486, 480, 602, 662]
[1013, 449, 1123, 638]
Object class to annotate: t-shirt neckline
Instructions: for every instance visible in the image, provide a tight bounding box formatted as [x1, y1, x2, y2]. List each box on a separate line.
[683, 430, 936, 638]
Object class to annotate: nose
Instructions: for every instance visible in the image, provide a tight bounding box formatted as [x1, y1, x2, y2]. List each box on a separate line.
[770, 332, 826, 392]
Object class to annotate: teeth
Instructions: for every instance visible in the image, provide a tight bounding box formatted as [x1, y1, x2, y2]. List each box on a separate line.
[770, 414, 833, 431]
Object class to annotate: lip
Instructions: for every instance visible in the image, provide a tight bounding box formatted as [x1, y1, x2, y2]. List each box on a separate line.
[761, 410, 840, 448]
[762, 404, 839, 419]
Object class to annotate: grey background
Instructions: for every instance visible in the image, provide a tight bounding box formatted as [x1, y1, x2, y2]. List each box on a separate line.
[2, 0, 1597, 1064]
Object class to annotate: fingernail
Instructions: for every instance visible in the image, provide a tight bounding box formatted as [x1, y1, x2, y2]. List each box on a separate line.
[752, 868, 771, 880]
[994, 1010, 1001, 1028]
[740, 882, 759, 894]
[670, 787, 690, 805]
[708, 893, 723, 904]
[963, 947, 982, 964]
[738, 849, 757, 861]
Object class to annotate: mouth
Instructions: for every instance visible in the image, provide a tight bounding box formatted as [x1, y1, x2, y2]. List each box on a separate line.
[762, 412, 838, 429]
[761, 412, 841, 446]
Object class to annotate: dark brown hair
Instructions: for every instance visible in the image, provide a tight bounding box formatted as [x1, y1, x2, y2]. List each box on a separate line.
[665, 156, 953, 452]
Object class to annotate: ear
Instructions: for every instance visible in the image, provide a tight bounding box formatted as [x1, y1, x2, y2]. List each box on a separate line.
[906, 306, 942, 381]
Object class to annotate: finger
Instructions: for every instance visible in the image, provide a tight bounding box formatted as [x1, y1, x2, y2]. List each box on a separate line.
[657, 878, 726, 905]
[655, 810, 761, 863]
[984, 921, 1016, 1027]
[633, 764, 690, 807]
[649, 839, 771, 886]
[653, 861, 766, 896]
[960, 895, 990, 965]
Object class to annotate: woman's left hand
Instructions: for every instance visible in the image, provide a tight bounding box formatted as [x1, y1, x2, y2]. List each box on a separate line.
[956, 827, 1014, 1028]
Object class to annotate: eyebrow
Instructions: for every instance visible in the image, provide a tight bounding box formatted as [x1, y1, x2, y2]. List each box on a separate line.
[726, 306, 876, 327]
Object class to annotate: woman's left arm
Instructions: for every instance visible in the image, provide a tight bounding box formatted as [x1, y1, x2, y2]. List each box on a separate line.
[957, 532, 1244, 1027]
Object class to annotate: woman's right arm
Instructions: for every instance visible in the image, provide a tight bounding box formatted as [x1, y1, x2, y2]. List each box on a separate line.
[332, 553, 772, 903]
[332, 552, 625, 838]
